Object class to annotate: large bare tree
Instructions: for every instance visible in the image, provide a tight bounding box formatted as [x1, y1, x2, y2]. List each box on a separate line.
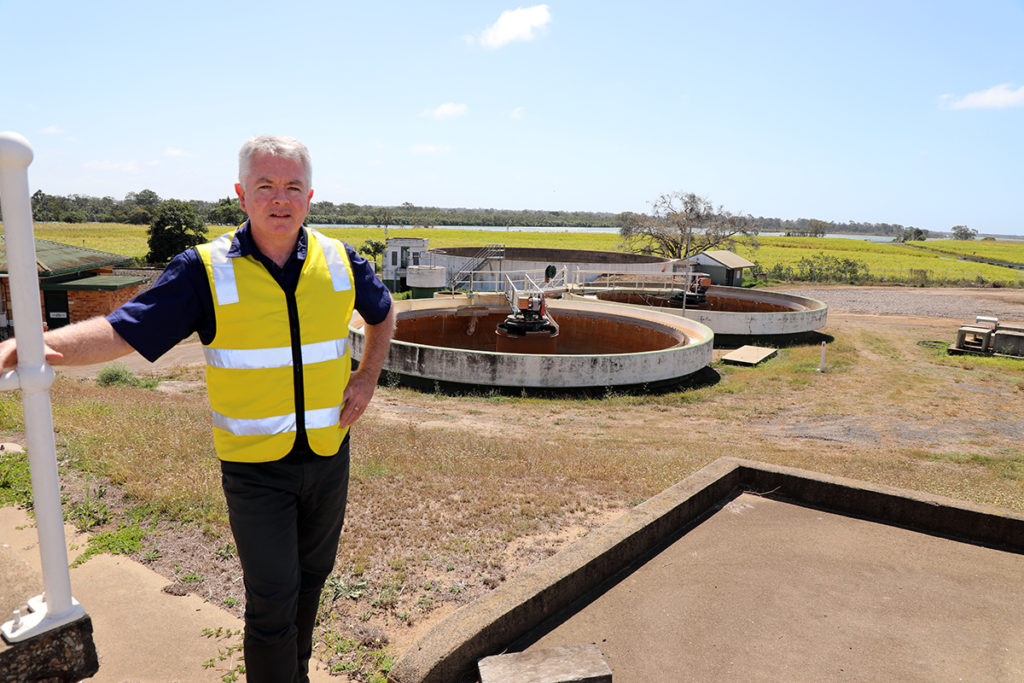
[618, 192, 756, 260]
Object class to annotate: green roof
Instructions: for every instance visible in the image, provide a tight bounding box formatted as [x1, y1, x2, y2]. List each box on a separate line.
[0, 236, 131, 277]
[40, 275, 148, 292]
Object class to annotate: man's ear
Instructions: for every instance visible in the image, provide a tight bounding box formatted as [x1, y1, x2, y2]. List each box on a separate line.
[235, 183, 247, 212]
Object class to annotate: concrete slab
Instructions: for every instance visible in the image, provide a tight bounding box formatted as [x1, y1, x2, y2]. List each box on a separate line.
[0, 507, 339, 682]
[478, 643, 611, 683]
[389, 458, 1024, 683]
[530, 493, 1024, 681]
[720, 345, 777, 366]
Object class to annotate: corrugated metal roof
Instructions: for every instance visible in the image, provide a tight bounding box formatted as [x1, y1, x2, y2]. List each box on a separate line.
[0, 236, 131, 277]
[40, 275, 148, 292]
[699, 250, 756, 269]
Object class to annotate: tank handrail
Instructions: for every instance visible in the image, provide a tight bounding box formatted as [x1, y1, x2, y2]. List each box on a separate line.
[450, 267, 561, 293]
[569, 267, 702, 292]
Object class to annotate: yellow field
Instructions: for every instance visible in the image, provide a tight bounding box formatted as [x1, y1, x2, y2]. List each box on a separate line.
[7, 222, 1024, 286]
[315, 226, 623, 252]
[734, 236, 1024, 285]
[909, 239, 1024, 264]
[18, 222, 153, 259]
[14, 223, 624, 260]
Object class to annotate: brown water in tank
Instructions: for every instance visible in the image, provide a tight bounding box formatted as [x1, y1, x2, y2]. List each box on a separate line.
[392, 310, 685, 355]
[596, 292, 798, 313]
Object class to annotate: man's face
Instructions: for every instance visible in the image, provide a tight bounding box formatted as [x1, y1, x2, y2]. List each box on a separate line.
[235, 152, 313, 243]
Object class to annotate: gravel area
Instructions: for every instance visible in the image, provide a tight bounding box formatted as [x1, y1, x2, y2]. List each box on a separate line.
[778, 285, 1024, 321]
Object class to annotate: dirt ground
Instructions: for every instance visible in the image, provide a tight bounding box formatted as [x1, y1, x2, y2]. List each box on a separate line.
[30, 285, 1024, 678]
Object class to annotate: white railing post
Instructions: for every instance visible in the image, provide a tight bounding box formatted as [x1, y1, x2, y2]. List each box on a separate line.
[0, 132, 86, 643]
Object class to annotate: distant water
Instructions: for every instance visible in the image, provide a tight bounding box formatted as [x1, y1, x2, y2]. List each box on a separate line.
[314, 224, 899, 242]
[312, 224, 618, 234]
[761, 232, 897, 243]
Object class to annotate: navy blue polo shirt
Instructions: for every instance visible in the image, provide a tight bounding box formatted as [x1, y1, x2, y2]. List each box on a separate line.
[108, 222, 392, 361]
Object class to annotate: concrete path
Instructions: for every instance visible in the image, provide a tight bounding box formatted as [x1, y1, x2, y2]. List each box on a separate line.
[0, 507, 341, 681]
[52, 339, 206, 381]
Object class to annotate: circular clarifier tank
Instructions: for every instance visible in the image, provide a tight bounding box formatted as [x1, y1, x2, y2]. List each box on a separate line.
[349, 294, 713, 390]
[570, 286, 828, 337]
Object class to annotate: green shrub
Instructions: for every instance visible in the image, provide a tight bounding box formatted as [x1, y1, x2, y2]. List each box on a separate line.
[96, 363, 139, 387]
[95, 363, 157, 389]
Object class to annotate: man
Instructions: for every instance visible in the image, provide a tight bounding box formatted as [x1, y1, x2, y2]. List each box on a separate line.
[0, 135, 395, 682]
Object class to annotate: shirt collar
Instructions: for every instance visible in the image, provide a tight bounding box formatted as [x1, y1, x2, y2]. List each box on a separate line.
[228, 220, 308, 261]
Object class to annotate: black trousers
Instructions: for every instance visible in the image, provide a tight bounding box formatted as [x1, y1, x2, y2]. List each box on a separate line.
[220, 437, 350, 683]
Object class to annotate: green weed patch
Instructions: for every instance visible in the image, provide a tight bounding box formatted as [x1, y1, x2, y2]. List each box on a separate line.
[72, 522, 151, 566]
[923, 451, 1024, 480]
[0, 449, 33, 509]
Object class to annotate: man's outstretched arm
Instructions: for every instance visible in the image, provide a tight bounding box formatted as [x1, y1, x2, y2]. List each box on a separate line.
[0, 316, 136, 370]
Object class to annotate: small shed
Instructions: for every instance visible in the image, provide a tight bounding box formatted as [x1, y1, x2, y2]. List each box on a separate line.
[0, 237, 149, 338]
[382, 237, 430, 292]
[686, 250, 756, 287]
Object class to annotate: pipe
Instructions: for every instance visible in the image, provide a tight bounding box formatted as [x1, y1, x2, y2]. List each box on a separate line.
[0, 131, 86, 643]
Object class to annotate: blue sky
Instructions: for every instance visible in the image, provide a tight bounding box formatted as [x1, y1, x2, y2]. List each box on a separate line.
[3, 1, 1022, 234]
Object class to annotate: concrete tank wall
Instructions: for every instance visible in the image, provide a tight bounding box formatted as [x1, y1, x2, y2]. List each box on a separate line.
[687, 286, 827, 335]
[567, 286, 827, 336]
[349, 296, 713, 389]
[407, 265, 447, 288]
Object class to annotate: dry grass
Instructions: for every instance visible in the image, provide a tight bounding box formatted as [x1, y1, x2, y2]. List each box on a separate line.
[1, 375, 225, 524]
[1, 309, 1023, 679]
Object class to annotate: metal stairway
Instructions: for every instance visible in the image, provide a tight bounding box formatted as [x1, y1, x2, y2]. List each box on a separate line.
[448, 244, 505, 290]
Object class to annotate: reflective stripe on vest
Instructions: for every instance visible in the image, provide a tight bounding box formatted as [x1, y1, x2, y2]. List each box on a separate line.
[311, 229, 352, 292]
[208, 232, 240, 305]
[203, 338, 348, 370]
[210, 405, 343, 436]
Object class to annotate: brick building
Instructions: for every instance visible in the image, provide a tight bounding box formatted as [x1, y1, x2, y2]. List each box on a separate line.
[0, 237, 149, 339]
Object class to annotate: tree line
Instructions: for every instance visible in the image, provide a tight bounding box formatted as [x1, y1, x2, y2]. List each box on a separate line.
[27, 189, 247, 226]
[24, 191, 621, 229]
[19, 189, 953, 241]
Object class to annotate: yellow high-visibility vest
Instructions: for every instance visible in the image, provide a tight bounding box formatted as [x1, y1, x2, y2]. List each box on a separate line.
[196, 227, 356, 462]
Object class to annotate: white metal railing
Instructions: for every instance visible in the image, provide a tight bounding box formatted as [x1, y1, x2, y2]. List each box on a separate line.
[567, 266, 695, 292]
[502, 268, 568, 313]
[447, 267, 551, 293]
[0, 132, 86, 642]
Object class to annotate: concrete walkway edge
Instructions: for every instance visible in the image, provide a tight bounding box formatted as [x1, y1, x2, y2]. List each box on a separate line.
[388, 457, 1024, 683]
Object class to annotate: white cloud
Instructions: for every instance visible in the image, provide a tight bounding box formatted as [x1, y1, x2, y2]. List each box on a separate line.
[39, 124, 66, 134]
[510, 106, 525, 119]
[422, 103, 468, 119]
[410, 144, 451, 154]
[475, 5, 551, 49]
[163, 147, 191, 157]
[940, 83, 1024, 110]
[83, 160, 139, 173]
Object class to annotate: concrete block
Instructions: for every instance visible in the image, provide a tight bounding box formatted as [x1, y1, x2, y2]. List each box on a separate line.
[993, 330, 1024, 357]
[0, 615, 99, 682]
[721, 345, 777, 366]
[478, 642, 612, 683]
